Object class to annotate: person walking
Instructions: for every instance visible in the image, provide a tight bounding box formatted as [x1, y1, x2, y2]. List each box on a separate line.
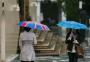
[65, 29, 80, 62]
[19, 27, 37, 62]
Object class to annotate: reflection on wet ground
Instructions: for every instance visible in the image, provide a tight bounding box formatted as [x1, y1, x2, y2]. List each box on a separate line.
[12, 46, 90, 62]
[12, 54, 69, 62]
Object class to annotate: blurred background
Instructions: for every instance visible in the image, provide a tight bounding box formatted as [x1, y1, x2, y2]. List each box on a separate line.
[0, 0, 90, 62]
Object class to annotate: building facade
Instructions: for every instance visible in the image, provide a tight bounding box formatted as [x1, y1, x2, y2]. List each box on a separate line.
[0, 0, 19, 62]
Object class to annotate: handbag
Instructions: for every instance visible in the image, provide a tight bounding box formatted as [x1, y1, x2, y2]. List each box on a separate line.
[76, 44, 84, 58]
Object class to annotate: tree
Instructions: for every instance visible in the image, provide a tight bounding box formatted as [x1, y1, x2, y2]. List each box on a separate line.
[64, 0, 79, 21]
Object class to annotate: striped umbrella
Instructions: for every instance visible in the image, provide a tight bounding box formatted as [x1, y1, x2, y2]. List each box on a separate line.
[18, 21, 50, 31]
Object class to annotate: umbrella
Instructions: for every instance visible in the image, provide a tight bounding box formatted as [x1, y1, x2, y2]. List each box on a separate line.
[57, 21, 88, 29]
[36, 24, 50, 30]
[18, 21, 50, 31]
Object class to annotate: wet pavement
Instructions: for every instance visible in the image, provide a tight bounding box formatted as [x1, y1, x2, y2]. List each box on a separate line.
[12, 55, 69, 62]
[11, 45, 90, 62]
[12, 48, 90, 62]
[12, 27, 90, 62]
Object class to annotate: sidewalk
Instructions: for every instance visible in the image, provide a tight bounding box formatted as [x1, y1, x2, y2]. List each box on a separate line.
[12, 46, 90, 62]
[11, 27, 90, 62]
[11, 40, 90, 62]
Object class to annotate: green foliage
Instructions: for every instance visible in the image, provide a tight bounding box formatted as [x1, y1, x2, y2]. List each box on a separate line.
[64, 0, 80, 21]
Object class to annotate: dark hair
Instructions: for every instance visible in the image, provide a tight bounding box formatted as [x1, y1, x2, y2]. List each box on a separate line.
[24, 27, 31, 32]
[26, 16, 32, 21]
[67, 29, 72, 34]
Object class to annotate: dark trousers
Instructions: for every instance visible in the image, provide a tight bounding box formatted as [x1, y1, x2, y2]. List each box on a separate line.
[21, 61, 34, 62]
[68, 52, 78, 62]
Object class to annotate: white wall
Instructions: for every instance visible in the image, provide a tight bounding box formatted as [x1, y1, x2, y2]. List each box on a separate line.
[5, 0, 19, 58]
[0, 0, 19, 61]
[0, 0, 3, 61]
[29, 0, 37, 21]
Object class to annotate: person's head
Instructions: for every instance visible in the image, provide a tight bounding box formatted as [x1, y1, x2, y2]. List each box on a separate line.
[24, 27, 31, 32]
[26, 16, 32, 21]
[67, 29, 72, 33]
[67, 29, 76, 34]
[71, 29, 78, 34]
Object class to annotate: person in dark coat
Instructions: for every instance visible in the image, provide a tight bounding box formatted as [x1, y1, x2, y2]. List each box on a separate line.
[65, 29, 80, 62]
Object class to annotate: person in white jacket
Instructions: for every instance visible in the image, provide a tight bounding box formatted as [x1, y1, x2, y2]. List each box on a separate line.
[19, 27, 37, 62]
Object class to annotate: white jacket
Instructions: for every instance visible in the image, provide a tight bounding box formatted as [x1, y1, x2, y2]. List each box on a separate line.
[19, 31, 37, 61]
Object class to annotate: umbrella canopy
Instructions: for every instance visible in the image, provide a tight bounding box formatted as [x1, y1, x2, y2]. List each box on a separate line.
[18, 21, 50, 31]
[57, 21, 88, 29]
